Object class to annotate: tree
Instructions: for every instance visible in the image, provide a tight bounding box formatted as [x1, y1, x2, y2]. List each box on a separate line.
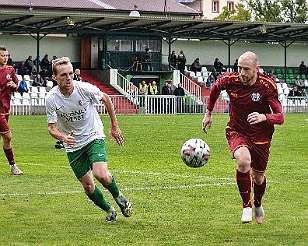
[215, 0, 308, 23]
[281, 0, 308, 23]
[214, 3, 251, 21]
[243, 0, 308, 23]
[244, 0, 284, 22]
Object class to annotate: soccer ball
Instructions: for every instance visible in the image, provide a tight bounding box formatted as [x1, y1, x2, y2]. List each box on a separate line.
[180, 138, 210, 168]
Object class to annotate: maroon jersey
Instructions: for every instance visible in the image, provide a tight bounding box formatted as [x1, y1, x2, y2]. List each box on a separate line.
[0, 65, 18, 115]
[207, 72, 284, 142]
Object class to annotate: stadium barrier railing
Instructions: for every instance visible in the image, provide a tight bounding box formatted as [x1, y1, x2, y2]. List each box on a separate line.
[10, 95, 308, 115]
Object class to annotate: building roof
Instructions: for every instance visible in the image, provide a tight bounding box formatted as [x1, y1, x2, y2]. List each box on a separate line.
[0, 1, 308, 43]
[0, 0, 200, 15]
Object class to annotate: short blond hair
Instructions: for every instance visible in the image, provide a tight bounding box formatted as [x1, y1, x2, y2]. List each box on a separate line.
[52, 57, 72, 75]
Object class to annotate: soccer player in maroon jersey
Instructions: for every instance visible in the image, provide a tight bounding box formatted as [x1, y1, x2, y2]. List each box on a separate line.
[202, 51, 284, 224]
[0, 45, 23, 175]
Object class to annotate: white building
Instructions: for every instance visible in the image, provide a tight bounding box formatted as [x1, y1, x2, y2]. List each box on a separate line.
[177, 0, 241, 19]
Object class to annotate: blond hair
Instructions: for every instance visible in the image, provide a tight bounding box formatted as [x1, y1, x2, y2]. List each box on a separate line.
[52, 57, 72, 75]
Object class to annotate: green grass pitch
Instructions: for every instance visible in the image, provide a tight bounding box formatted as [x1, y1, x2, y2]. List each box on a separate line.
[0, 113, 307, 245]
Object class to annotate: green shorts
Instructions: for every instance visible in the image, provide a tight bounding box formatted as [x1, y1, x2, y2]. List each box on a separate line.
[67, 139, 108, 179]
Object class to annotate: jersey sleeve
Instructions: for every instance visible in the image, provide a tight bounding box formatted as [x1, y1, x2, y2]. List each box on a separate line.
[263, 77, 284, 125]
[265, 91, 284, 125]
[46, 94, 58, 124]
[207, 72, 232, 111]
[82, 82, 103, 104]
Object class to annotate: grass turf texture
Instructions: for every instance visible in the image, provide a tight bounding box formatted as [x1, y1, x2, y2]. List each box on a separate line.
[0, 114, 307, 246]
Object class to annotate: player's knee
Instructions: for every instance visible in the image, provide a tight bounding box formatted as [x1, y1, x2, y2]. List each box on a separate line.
[234, 148, 251, 171]
[94, 172, 112, 186]
[2, 133, 12, 143]
[252, 173, 264, 185]
[82, 183, 95, 194]
[236, 156, 251, 171]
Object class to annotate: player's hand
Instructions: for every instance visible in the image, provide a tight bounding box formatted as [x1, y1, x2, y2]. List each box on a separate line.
[247, 112, 266, 125]
[64, 131, 76, 148]
[202, 113, 212, 134]
[110, 127, 124, 146]
[7, 80, 17, 89]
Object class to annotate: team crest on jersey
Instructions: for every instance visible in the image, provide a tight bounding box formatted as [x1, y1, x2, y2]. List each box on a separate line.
[251, 92, 260, 101]
[6, 74, 11, 81]
[78, 100, 83, 106]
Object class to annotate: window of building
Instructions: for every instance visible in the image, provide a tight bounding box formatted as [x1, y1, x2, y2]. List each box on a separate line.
[227, 1, 234, 11]
[212, 1, 219, 13]
[136, 40, 160, 52]
[107, 39, 133, 52]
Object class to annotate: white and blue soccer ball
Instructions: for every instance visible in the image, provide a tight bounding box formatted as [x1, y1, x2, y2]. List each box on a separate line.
[180, 138, 210, 168]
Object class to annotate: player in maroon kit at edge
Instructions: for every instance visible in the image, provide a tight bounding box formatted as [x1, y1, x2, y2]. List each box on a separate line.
[0, 45, 23, 175]
[202, 51, 284, 224]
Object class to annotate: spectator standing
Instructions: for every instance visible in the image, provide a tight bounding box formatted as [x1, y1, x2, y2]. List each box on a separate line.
[214, 58, 224, 74]
[162, 81, 172, 113]
[147, 81, 158, 113]
[233, 59, 238, 72]
[139, 80, 148, 95]
[0, 45, 23, 175]
[41, 54, 50, 70]
[34, 57, 42, 71]
[148, 81, 158, 95]
[7, 53, 15, 68]
[139, 80, 148, 108]
[142, 48, 152, 71]
[299, 61, 307, 76]
[202, 51, 284, 224]
[177, 50, 186, 75]
[25, 55, 33, 75]
[46, 57, 132, 222]
[50, 55, 57, 64]
[174, 82, 185, 113]
[168, 50, 177, 70]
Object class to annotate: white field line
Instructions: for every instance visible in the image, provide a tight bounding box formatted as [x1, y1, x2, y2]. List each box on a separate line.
[0, 163, 277, 197]
[0, 182, 235, 197]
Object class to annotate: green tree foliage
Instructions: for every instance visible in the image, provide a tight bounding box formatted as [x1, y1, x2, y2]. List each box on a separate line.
[214, 3, 251, 21]
[214, 0, 308, 23]
[281, 0, 308, 23]
[245, 0, 284, 22]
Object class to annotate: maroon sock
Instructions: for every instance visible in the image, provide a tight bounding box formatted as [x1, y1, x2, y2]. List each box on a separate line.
[236, 169, 252, 208]
[4, 148, 15, 165]
[254, 176, 266, 208]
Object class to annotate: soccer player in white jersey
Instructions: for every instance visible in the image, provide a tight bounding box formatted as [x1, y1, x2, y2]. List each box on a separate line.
[46, 57, 132, 222]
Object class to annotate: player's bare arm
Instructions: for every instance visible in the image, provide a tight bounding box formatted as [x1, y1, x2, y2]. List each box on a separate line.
[48, 123, 76, 148]
[247, 112, 267, 125]
[101, 93, 124, 146]
[202, 110, 213, 134]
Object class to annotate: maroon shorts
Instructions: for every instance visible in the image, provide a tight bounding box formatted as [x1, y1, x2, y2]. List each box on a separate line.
[226, 127, 270, 173]
[0, 114, 10, 135]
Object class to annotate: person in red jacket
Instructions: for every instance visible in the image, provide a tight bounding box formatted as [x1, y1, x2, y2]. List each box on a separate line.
[0, 45, 23, 175]
[202, 51, 284, 224]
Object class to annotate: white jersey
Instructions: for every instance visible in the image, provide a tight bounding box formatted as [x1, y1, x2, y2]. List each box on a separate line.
[46, 81, 106, 152]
